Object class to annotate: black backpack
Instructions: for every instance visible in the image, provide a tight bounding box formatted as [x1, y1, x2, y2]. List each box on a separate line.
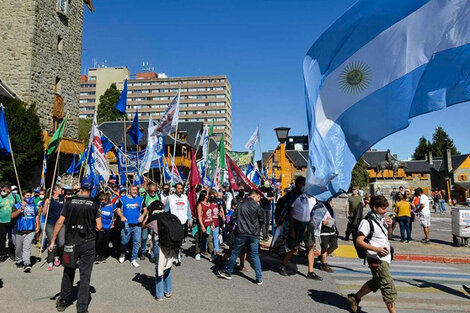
[354, 217, 375, 260]
[156, 212, 184, 249]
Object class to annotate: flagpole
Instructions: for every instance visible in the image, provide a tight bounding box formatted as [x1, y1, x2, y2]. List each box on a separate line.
[7, 136, 23, 199]
[257, 125, 264, 177]
[39, 118, 67, 259]
[123, 119, 129, 189]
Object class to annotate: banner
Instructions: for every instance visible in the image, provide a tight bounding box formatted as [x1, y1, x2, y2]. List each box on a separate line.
[116, 149, 146, 174]
[227, 151, 252, 171]
[225, 153, 265, 198]
[245, 126, 260, 151]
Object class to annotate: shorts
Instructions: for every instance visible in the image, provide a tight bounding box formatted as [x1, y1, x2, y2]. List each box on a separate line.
[286, 219, 314, 250]
[419, 214, 431, 228]
[366, 260, 397, 304]
[320, 234, 338, 252]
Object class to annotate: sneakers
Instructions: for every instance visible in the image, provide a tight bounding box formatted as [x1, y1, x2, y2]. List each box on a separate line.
[195, 254, 201, 261]
[24, 265, 32, 273]
[154, 297, 164, 302]
[174, 261, 181, 267]
[256, 279, 263, 286]
[306, 272, 323, 281]
[218, 269, 232, 280]
[321, 263, 334, 273]
[131, 260, 140, 268]
[347, 293, 360, 313]
[54, 258, 61, 267]
[463, 284, 470, 296]
[139, 253, 146, 261]
[56, 297, 67, 312]
[47, 263, 54, 271]
[164, 293, 172, 298]
[421, 238, 430, 244]
[119, 254, 125, 263]
[279, 265, 288, 276]
[16, 262, 23, 270]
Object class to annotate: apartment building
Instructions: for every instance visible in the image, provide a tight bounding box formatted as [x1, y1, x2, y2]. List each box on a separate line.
[79, 69, 232, 148]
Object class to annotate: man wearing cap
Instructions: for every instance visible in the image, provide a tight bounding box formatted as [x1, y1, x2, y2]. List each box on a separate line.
[116, 185, 146, 267]
[49, 177, 102, 313]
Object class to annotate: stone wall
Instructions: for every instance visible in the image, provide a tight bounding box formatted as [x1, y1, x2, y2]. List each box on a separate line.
[0, 0, 83, 138]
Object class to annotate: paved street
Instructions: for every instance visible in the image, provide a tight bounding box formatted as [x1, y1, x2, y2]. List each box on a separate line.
[329, 258, 470, 312]
[0, 243, 350, 313]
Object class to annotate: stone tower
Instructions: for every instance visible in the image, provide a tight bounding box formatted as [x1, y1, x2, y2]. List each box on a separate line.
[0, 0, 93, 138]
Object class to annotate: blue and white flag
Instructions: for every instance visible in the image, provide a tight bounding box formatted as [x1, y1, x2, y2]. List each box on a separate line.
[303, 0, 470, 201]
[140, 121, 165, 173]
[66, 154, 78, 175]
[0, 105, 11, 158]
[244, 126, 259, 152]
[116, 149, 146, 174]
[245, 163, 261, 186]
[115, 79, 128, 115]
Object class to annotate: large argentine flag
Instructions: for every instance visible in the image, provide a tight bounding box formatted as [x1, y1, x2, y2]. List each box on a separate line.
[304, 0, 470, 200]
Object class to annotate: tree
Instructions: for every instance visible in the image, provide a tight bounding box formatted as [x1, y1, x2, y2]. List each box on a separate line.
[0, 96, 43, 188]
[96, 83, 123, 124]
[431, 126, 459, 157]
[78, 118, 92, 144]
[412, 136, 429, 160]
[350, 157, 369, 189]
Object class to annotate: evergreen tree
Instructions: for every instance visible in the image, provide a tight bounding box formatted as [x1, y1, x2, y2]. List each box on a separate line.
[96, 83, 123, 124]
[350, 157, 369, 189]
[412, 136, 429, 160]
[0, 96, 43, 188]
[431, 126, 459, 157]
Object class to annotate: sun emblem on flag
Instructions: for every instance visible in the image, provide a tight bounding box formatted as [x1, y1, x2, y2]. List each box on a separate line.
[339, 61, 372, 94]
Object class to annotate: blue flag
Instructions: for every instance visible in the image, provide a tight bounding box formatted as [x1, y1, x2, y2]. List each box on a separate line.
[115, 79, 128, 114]
[66, 154, 78, 175]
[0, 106, 11, 157]
[303, 0, 470, 201]
[127, 110, 142, 145]
[100, 135, 114, 153]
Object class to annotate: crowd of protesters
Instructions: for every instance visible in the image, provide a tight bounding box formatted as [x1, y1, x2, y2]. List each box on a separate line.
[2, 174, 465, 313]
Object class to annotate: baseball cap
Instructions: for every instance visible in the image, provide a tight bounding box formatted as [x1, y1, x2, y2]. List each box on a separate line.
[11, 185, 18, 191]
[63, 185, 72, 191]
[80, 177, 93, 190]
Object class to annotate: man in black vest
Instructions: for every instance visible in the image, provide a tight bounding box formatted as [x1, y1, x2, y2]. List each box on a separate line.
[48, 177, 102, 313]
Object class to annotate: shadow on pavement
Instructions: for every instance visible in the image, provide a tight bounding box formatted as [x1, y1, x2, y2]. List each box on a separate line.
[132, 273, 155, 297]
[411, 279, 470, 300]
[50, 281, 96, 307]
[0, 278, 3, 288]
[308, 289, 350, 311]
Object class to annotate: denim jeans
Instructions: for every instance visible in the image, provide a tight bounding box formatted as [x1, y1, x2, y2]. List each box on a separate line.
[120, 226, 141, 261]
[212, 226, 220, 253]
[439, 200, 446, 213]
[226, 235, 262, 281]
[154, 244, 172, 299]
[397, 216, 411, 242]
[141, 227, 149, 255]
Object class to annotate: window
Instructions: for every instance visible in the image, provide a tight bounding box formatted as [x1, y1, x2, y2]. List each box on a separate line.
[57, 0, 69, 15]
[54, 77, 61, 94]
[459, 174, 468, 181]
[57, 36, 64, 52]
[89, 76, 96, 81]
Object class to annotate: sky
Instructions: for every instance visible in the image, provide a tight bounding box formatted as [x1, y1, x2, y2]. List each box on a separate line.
[82, 0, 470, 161]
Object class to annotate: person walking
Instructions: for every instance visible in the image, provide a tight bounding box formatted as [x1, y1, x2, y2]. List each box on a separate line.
[345, 187, 364, 241]
[317, 200, 338, 273]
[195, 190, 215, 260]
[164, 183, 192, 266]
[49, 177, 102, 313]
[0, 183, 19, 262]
[394, 194, 412, 243]
[116, 185, 147, 267]
[347, 195, 397, 313]
[140, 183, 160, 261]
[218, 191, 264, 285]
[11, 190, 40, 272]
[415, 188, 431, 243]
[42, 186, 65, 271]
[95, 192, 114, 261]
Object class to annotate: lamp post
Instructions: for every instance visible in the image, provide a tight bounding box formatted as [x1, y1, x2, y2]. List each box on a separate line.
[445, 176, 453, 205]
[274, 127, 290, 195]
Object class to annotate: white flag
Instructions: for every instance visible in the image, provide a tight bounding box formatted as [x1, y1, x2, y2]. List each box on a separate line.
[140, 123, 158, 174]
[201, 125, 209, 161]
[152, 90, 180, 136]
[245, 126, 260, 151]
[90, 115, 109, 182]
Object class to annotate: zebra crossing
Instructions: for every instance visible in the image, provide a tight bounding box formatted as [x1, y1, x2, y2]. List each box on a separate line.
[328, 258, 470, 312]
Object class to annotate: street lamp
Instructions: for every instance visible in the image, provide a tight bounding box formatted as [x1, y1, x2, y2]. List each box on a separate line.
[445, 176, 453, 205]
[274, 127, 290, 195]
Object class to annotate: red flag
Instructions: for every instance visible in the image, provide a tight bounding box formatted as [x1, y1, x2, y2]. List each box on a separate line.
[188, 149, 202, 217]
[225, 153, 265, 198]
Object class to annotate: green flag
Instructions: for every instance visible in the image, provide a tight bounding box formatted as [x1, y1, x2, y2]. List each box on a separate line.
[47, 118, 66, 155]
[208, 118, 215, 136]
[219, 134, 225, 170]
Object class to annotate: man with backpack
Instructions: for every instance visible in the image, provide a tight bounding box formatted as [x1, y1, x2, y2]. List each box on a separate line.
[348, 195, 396, 313]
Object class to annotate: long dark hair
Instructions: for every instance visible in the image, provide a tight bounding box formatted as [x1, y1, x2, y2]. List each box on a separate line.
[197, 190, 208, 204]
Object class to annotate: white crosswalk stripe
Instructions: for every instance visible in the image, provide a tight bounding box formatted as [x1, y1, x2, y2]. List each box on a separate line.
[328, 258, 470, 312]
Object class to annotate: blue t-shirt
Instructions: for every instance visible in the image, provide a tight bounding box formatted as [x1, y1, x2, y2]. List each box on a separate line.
[14, 202, 38, 232]
[48, 196, 64, 225]
[100, 204, 114, 230]
[118, 195, 144, 225]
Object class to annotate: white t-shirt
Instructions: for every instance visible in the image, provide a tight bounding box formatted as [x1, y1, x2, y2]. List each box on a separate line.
[358, 217, 391, 264]
[420, 194, 430, 215]
[292, 194, 316, 222]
